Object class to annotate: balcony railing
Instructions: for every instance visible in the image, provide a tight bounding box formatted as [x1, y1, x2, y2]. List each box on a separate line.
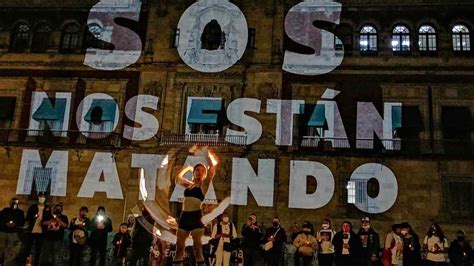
[301, 136, 351, 149]
[0, 128, 121, 149]
[160, 132, 247, 147]
[0, 129, 472, 156]
[295, 136, 473, 156]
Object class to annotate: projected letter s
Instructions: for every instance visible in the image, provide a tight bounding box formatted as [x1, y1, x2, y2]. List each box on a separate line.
[84, 0, 143, 70]
[283, 0, 344, 76]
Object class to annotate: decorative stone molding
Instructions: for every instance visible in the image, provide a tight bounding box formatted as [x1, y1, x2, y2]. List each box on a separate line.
[175, 71, 245, 81]
[257, 82, 279, 100]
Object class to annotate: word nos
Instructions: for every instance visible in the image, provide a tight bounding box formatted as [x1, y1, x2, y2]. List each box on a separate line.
[28, 89, 402, 150]
[85, 0, 344, 75]
[16, 150, 399, 214]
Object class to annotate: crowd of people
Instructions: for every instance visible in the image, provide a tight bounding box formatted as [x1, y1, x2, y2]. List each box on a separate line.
[237, 215, 473, 266]
[0, 193, 472, 266]
[0, 193, 157, 266]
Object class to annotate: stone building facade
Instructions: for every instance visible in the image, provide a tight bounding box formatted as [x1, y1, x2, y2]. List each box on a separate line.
[0, 0, 472, 242]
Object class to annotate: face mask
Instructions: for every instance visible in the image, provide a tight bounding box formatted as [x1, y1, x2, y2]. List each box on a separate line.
[272, 221, 279, 227]
[223, 217, 229, 223]
[322, 224, 330, 230]
[38, 197, 46, 204]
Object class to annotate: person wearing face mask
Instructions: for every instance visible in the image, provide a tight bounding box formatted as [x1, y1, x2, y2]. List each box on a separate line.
[333, 221, 362, 266]
[449, 230, 473, 266]
[383, 224, 404, 266]
[69, 206, 90, 266]
[263, 217, 287, 266]
[241, 213, 264, 266]
[316, 219, 336, 266]
[423, 223, 449, 266]
[40, 203, 68, 266]
[400, 222, 422, 266]
[211, 212, 237, 266]
[89, 206, 113, 266]
[357, 217, 380, 266]
[24, 192, 49, 266]
[293, 223, 318, 266]
[0, 198, 25, 266]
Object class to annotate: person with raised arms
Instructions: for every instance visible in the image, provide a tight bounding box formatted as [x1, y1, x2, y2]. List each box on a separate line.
[172, 147, 218, 266]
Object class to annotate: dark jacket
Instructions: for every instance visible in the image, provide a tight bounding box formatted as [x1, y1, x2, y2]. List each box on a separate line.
[449, 240, 473, 266]
[132, 216, 153, 250]
[25, 204, 50, 232]
[402, 233, 422, 265]
[263, 226, 287, 254]
[89, 215, 113, 244]
[333, 230, 363, 263]
[0, 207, 25, 233]
[241, 222, 264, 249]
[357, 227, 380, 259]
[113, 232, 132, 258]
[42, 212, 69, 241]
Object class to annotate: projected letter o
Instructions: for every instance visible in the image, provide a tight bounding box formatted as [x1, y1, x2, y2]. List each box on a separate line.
[349, 163, 398, 214]
[177, 0, 248, 73]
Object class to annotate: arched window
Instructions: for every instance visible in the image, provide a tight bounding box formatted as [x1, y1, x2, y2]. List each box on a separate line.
[84, 23, 103, 48]
[334, 36, 343, 51]
[88, 23, 102, 39]
[418, 25, 437, 52]
[201, 20, 225, 50]
[392, 25, 411, 52]
[360, 25, 377, 52]
[31, 24, 52, 53]
[452, 25, 471, 51]
[60, 23, 81, 52]
[10, 23, 31, 52]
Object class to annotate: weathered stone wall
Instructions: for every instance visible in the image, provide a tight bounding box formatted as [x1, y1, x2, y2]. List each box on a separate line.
[0, 0, 472, 244]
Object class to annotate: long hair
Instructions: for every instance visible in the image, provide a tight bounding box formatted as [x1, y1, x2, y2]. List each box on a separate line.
[401, 222, 419, 239]
[426, 223, 446, 242]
